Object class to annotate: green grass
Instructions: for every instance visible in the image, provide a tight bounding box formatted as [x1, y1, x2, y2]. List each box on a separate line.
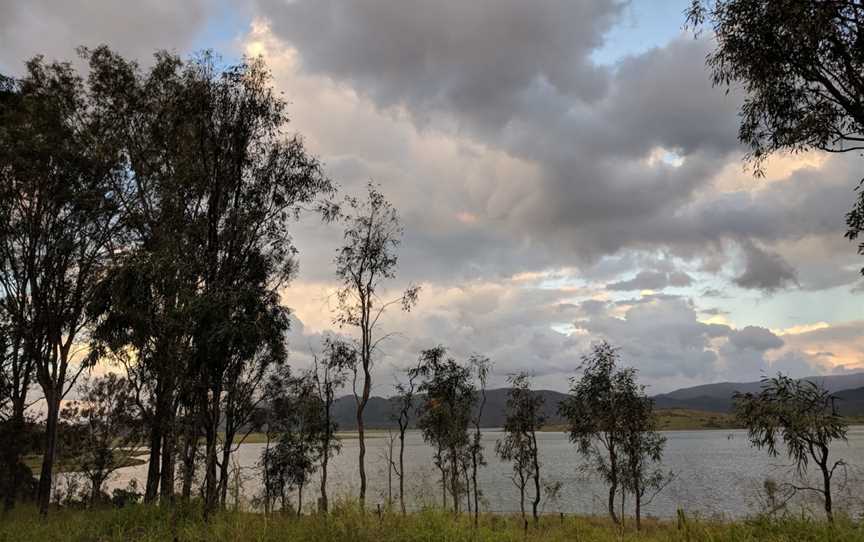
[1, 504, 862, 541]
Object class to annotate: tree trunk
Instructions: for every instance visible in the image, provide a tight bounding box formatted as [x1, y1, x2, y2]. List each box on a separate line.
[398, 429, 406, 515]
[202, 389, 221, 520]
[3, 407, 26, 511]
[180, 420, 198, 501]
[90, 473, 106, 505]
[464, 467, 472, 515]
[160, 413, 176, 503]
[297, 483, 303, 516]
[519, 476, 526, 521]
[36, 388, 60, 516]
[607, 446, 619, 524]
[202, 426, 219, 518]
[471, 444, 479, 526]
[449, 446, 460, 514]
[821, 461, 833, 522]
[635, 491, 642, 531]
[320, 445, 329, 513]
[531, 430, 541, 527]
[357, 364, 370, 507]
[144, 424, 162, 503]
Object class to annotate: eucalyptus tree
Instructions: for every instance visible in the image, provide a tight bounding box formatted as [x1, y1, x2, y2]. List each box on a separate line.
[261, 368, 326, 515]
[617, 370, 669, 531]
[558, 342, 628, 524]
[496, 372, 544, 525]
[334, 183, 419, 506]
[392, 356, 422, 515]
[467, 355, 490, 525]
[82, 47, 333, 513]
[686, 0, 864, 267]
[60, 374, 142, 504]
[412, 347, 475, 513]
[734, 374, 848, 522]
[312, 337, 354, 513]
[0, 55, 125, 515]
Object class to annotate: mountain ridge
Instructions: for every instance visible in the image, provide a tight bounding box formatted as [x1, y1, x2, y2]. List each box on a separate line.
[331, 372, 864, 429]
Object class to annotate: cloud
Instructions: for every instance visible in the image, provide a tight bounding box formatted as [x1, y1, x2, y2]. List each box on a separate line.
[0, 0, 211, 73]
[607, 270, 692, 291]
[728, 326, 783, 352]
[733, 240, 798, 292]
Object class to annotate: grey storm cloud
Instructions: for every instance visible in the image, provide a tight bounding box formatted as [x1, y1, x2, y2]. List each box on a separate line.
[607, 270, 693, 291]
[257, 0, 625, 130]
[728, 326, 784, 352]
[255, 0, 862, 291]
[0, 0, 211, 74]
[733, 240, 798, 293]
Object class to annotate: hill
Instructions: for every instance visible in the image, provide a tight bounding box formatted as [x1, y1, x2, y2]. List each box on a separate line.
[332, 372, 864, 429]
[652, 372, 864, 414]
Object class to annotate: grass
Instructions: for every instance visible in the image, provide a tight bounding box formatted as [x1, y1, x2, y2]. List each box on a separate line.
[1, 503, 862, 541]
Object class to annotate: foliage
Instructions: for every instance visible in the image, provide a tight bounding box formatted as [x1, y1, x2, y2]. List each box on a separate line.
[260, 368, 330, 515]
[0, 50, 125, 514]
[734, 373, 849, 521]
[616, 369, 670, 531]
[685, 0, 864, 269]
[411, 347, 475, 513]
[496, 372, 544, 525]
[60, 374, 143, 505]
[558, 342, 627, 524]
[333, 182, 419, 504]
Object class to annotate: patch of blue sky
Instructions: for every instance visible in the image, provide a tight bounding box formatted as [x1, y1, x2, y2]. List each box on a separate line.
[591, 0, 692, 66]
[709, 284, 863, 330]
[188, 0, 252, 64]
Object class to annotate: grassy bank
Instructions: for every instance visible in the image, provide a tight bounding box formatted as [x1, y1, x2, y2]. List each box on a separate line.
[1, 504, 862, 542]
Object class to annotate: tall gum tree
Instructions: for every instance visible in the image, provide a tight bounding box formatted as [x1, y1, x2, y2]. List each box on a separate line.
[333, 183, 419, 507]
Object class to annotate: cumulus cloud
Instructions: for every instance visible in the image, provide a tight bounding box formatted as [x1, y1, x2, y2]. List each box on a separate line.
[733, 240, 798, 293]
[607, 270, 692, 291]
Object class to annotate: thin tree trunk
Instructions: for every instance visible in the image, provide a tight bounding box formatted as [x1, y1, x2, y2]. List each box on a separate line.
[180, 415, 198, 501]
[160, 413, 176, 503]
[449, 446, 460, 514]
[36, 388, 60, 516]
[821, 460, 833, 522]
[531, 430, 541, 527]
[297, 483, 303, 516]
[320, 447, 329, 513]
[519, 474, 526, 521]
[357, 363, 370, 507]
[3, 406, 26, 511]
[398, 428, 406, 515]
[464, 466, 471, 515]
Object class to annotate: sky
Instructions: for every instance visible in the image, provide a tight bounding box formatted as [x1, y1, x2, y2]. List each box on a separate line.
[2, 0, 863, 395]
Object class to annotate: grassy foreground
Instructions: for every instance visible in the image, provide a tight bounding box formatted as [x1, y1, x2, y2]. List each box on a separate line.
[1, 504, 862, 542]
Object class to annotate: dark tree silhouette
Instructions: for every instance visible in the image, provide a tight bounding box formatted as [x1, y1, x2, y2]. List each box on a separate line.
[0, 54, 124, 515]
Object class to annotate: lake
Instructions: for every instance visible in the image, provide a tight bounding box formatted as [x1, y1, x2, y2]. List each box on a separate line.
[93, 427, 864, 519]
